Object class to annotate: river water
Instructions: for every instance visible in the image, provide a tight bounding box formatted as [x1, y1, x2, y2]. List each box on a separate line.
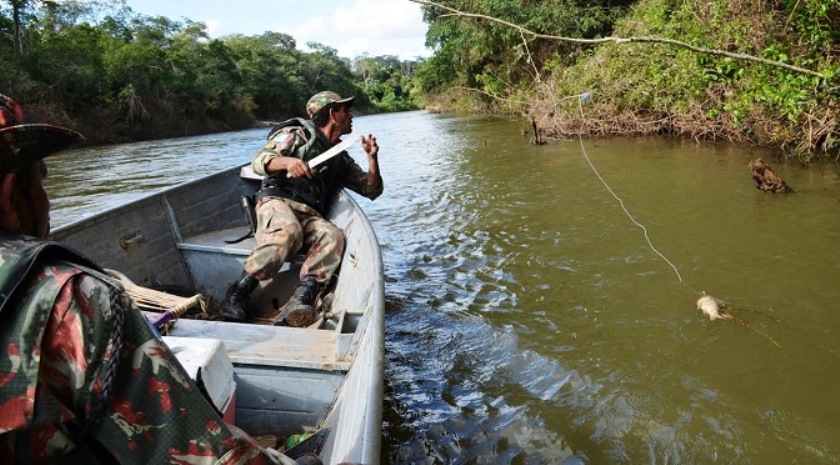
[47, 111, 840, 464]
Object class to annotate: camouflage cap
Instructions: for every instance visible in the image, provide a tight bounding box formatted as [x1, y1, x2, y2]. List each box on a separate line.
[306, 91, 354, 118]
[0, 124, 84, 173]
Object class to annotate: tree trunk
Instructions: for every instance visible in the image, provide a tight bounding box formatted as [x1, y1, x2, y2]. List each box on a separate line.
[11, 0, 26, 53]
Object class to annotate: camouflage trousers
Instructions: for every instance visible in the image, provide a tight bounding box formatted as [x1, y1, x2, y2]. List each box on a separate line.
[244, 197, 345, 284]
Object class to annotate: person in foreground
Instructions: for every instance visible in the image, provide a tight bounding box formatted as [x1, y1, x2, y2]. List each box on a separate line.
[0, 95, 284, 464]
[223, 91, 383, 326]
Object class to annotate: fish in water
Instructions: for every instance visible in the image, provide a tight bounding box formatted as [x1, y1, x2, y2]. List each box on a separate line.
[694, 295, 781, 348]
[696, 295, 727, 320]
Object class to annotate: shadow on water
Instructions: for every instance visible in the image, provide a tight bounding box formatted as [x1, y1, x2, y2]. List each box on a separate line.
[47, 111, 840, 464]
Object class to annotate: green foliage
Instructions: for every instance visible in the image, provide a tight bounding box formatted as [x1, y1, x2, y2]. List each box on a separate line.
[418, 0, 634, 101]
[301, 42, 358, 100]
[414, 0, 838, 158]
[354, 54, 422, 112]
[780, 0, 839, 51]
[224, 32, 307, 118]
[418, 0, 840, 160]
[0, 0, 422, 143]
[548, 0, 839, 159]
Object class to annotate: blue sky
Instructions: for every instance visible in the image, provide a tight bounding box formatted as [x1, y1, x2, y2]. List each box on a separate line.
[122, 0, 431, 60]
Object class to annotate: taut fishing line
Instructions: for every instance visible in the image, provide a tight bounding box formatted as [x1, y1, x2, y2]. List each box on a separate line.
[567, 93, 781, 347]
[572, 94, 689, 290]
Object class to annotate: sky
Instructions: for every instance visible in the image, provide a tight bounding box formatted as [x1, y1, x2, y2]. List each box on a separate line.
[122, 0, 431, 60]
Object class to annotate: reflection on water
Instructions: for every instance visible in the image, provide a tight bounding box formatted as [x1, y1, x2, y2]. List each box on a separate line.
[48, 111, 840, 464]
[47, 130, 263, 227]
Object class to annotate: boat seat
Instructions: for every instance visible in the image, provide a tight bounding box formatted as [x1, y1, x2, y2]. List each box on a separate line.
[166, 318, 353, 371]
[177, 227, 305, 263]
[177, 227, 255, 257]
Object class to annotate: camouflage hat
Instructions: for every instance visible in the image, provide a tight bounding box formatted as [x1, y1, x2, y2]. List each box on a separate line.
[0, 124, 84, 173]
[306, 91, 354, 118]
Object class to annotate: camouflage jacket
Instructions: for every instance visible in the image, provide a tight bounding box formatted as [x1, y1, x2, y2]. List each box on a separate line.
[0, 235, 271, 464]
[252, 118, 383, 215]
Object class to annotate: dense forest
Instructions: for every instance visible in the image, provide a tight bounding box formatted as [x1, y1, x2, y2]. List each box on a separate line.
[415, 0, 839, 161]
[3, 0, 839, 160]
[0, 0, 422, 144]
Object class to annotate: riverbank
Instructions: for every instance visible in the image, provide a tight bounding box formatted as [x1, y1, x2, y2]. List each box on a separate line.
[539, 0, 839, 162]
[20, 99, 261, 147]
[417, 0, 839, 163]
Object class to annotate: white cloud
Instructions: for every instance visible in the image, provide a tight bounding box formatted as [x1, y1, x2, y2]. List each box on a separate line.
[332, 0, 425, 36]
[288, 0, 429, 59]
[120, 0, 429, 59]
[203, 19, 223, 37]
[339, 37, 373, 57]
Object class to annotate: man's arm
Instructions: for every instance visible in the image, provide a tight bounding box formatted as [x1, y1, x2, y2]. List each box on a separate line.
[340, 135, 383, 201]
[359, 134, 382, 192]
[42, 271, 273, 464]
[252, 130, 313, 179]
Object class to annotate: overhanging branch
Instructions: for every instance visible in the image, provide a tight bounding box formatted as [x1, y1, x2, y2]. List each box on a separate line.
[412, 0, 827, 80]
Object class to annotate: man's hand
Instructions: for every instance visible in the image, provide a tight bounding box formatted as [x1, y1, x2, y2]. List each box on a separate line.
[266, 156, 312, 179]
[361, 134, 379, 159]
[285, 157, 313, 179]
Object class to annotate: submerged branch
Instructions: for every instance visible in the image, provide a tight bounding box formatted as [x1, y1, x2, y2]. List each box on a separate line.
[412, 0, 827, 80]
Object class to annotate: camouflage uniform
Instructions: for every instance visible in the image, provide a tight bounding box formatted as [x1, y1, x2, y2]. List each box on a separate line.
[0, 236, 272, 464]
[247, 117, 382, 284]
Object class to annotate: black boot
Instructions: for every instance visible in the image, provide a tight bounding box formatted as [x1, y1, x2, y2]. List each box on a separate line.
[222, 272, 258, 322]
[278, 276, 321, 327]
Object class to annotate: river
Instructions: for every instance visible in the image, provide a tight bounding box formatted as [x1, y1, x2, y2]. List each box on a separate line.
[47, 110, 840, 464]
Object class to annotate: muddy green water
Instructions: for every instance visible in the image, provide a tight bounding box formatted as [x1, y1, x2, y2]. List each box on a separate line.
[47, 111, 840, 464]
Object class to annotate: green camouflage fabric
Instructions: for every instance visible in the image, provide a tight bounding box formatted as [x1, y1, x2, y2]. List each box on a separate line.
[0, 236, 273, 464]
[252, 119, 383, 206]
[305, 91, 353, 117]
[248, 119, 382, 284]
[244, 197, 345, 284]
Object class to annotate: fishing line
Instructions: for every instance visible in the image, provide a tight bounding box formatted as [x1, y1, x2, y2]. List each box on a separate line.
[567, 94, 780, 347]
[573, 94, 688, 289]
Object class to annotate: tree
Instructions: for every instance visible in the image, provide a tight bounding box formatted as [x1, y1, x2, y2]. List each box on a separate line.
[0, 0, 414, 142]
[352, 53, 423, 111]
[416, 0, 634, 96]
[225, 32, 306, 118]
[7, 0, 37, 52]
[300, 41, 358, 100]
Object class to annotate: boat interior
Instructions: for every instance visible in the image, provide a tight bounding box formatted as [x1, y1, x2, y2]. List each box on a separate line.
[51, 166, 385, 457]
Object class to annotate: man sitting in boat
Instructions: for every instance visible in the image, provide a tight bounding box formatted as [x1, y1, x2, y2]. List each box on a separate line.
[0, 95, 280, 464]
[223, 91, 383, 326]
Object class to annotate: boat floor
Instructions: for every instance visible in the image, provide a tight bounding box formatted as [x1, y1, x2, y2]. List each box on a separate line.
[166, 226, 356, 372]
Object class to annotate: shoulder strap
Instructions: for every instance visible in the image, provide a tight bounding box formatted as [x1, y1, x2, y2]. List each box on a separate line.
[0, 236, 103, 316]
[267, 118, 307, 141]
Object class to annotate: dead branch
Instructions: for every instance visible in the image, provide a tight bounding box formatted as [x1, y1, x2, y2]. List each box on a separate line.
[452, 86, 528, 105]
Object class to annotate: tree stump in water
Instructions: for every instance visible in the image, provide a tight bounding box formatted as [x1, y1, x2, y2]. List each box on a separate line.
[531, 119, 545, 145]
